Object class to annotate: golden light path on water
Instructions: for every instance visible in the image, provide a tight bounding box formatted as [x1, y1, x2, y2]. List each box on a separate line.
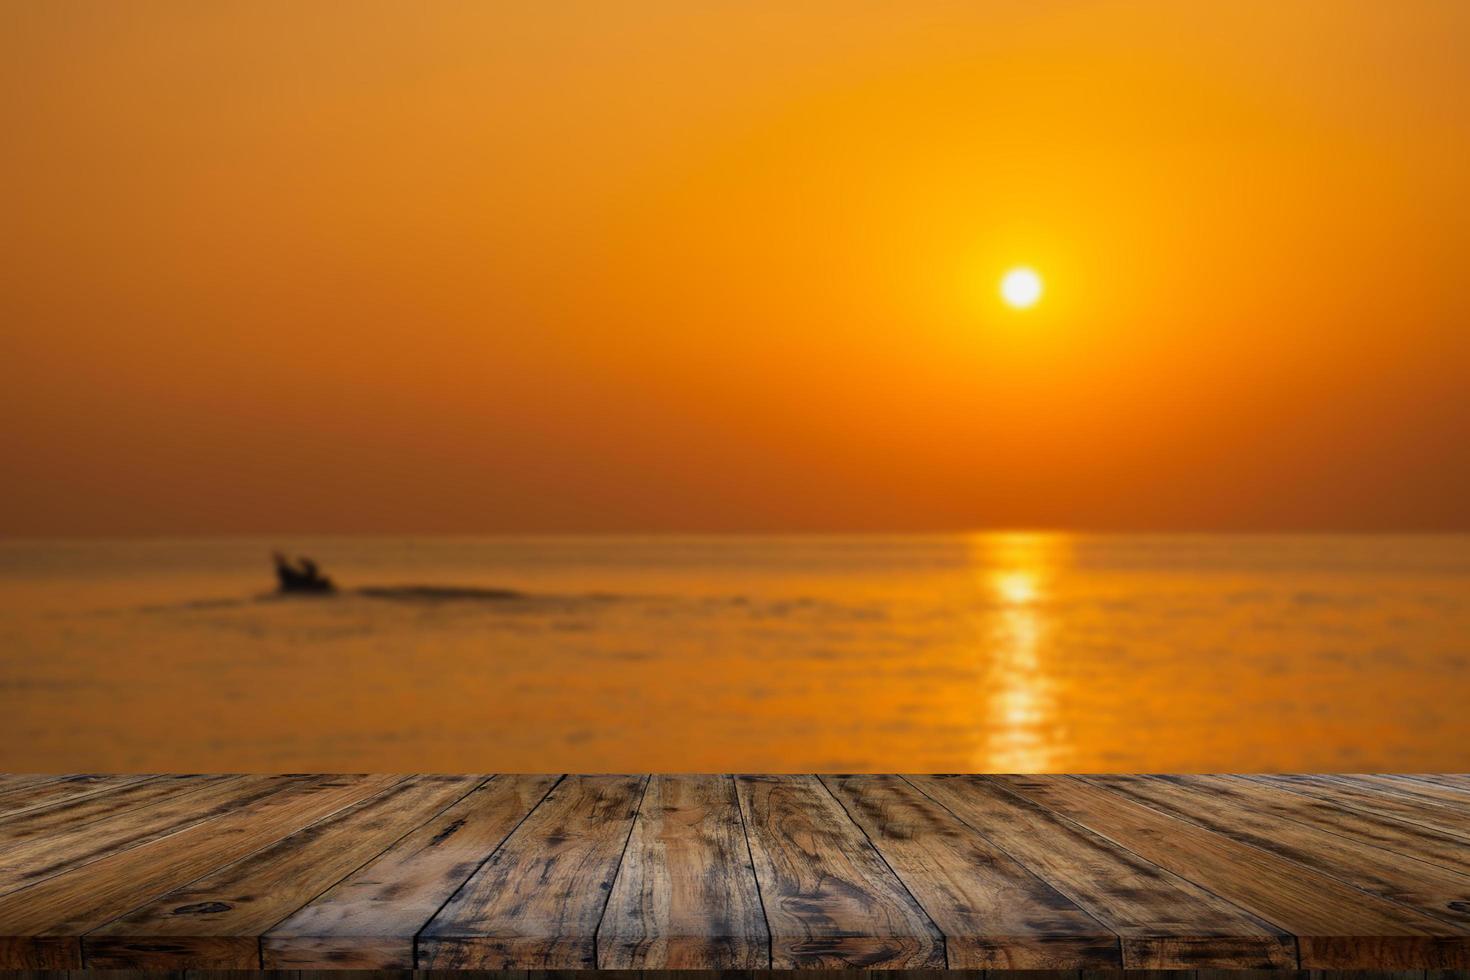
[972, 532, 1065, 772]
[5, 534, 1470, 772]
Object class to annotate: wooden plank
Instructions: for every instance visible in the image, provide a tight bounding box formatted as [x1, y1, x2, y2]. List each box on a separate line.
[0, 775, 305, 892]
[418, 774, 647, 970]
[1254, 775, 1470, 839]
[0, 935, 79, 973]
[0, 775, 157, 823]
[822, 774, 1118, 969]
[0, 971, 78, 980]
[734, 774, 943, 970]
[0, 776, 227, 850]
[85, 774, 483, 970]
[0, 775, 401, 969]
[997, 774, 1470, 969]
[0, 775, 64, 794]
[1084, 775, 1470, 929]
[1195, 970, 1309, 980]
[907, 775, 1293, 970]
[1402, 774, 1470, 792]
[1150, 774, 1470, 875]
[2, 771, 1468, 974]
[598, 774, 769, 970]
[1334, 774, 1470, 808]
[631, 971, 774, 980]
[263, 774, 559, 969]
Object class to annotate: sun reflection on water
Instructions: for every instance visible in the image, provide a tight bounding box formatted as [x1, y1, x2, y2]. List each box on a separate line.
[970, 533, 1069, 772]
[994, 570, 1039, 605]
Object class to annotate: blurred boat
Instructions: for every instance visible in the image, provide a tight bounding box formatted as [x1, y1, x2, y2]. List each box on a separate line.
[272, 552, 336, 594]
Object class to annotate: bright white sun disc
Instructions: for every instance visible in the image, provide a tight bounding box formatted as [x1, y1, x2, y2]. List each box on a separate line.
[1000, 267, 1043, 309]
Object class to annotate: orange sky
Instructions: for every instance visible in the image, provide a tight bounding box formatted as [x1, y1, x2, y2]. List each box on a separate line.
[3, 1, 1468, 535]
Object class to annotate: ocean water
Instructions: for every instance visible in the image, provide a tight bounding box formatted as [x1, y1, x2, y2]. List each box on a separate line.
[1, 533, 1467, 773]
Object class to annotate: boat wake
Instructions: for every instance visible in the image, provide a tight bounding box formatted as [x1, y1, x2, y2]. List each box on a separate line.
[122, 555, 618, 614]
[353, 584, 524, 601]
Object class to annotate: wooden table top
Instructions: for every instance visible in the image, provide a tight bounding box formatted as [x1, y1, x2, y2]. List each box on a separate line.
[0, 773, 1468, 972]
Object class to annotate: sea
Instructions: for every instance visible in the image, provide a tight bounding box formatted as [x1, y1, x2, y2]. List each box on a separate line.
[2, 533, 1467, 773]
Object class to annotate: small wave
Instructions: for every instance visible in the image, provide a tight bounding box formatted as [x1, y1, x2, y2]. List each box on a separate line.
[354, 585, 525, 601]
[135, 597, 253, 613]
[131, 584, 631, 614]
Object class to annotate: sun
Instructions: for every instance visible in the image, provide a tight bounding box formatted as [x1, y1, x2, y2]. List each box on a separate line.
[1000, 267, 1043, 309]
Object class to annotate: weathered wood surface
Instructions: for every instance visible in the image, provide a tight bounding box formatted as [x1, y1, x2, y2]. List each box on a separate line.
[1249, 775, 1470, 840]
[0, 776, 401, 969]
[737, 775, 943, 970]
[0, 974, 1465, 980]
[0, 774, 1468, 971]
[1161, 775, 1470, 873]
[265, 775, 559, 970]
[0, 776, 297, 890]
[1332, 775, 1470, 811]
[906, 776, 1295, 970]
[1409, 774, 1470, 792]
[1081, 776, 1470, 930]
[418, 775, 648, 971]
[598, 775, 767, 970]
[995, 776, 1470, 970]
[822, 775, 1116, 970]
[87, 776, 482, 970]
[0, 775, 155, 821]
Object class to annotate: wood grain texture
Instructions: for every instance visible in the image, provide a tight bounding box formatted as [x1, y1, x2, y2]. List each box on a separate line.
[3, 772, 1470, 972]
[598, 774, 768, 970]
[1252, 775, 1470, 840]
[264, 774, 559, 970]
[0, 777, 201, 847]
[997, 775, 1470, 969]
[1332, 774, 1470, 809]
[0, 775, 400, 970]
[0, 776, 155, 822]
[0, 776, 303, 892]
[1084, 774, 1470, 928]
[823, 774, 1119, 970]
[85, 776, 482, 970]
[418, 775, 648, 971]
[906, 775, 1294, 970]
[736, 775, 943, 970]
[1166, 774, 1470, 874]
[0, 776, 93, 806]
[1403, 774, 1470, 792]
